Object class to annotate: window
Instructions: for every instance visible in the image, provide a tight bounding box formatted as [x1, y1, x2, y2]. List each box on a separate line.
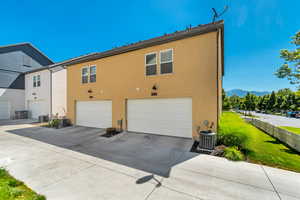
[33, 75, 41, 87]
[81, 66, 96, 83]
[145, 53, 157, 76]
[37, 75, 41, 87]
[82, 67, 89, 84]
[160, 49, 173, 74]
[90, 66, 96, 83]
[33, 76, 36, 87]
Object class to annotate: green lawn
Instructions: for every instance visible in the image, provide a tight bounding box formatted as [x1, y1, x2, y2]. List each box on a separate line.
[0, 168, 45, 200]
[280, 126, 300, 135]
[219, 112, 300, 172]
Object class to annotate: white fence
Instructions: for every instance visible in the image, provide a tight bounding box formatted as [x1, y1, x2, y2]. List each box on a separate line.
[247, 118, 300, 152]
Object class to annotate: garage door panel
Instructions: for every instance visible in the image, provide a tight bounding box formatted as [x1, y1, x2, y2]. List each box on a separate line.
[127, 98, 192, 138]
[76, 101, 112, 128]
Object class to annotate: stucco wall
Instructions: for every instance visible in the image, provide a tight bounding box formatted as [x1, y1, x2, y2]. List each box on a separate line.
[0, 88, 25, 119]
[67, 31, 221, 138]
[217, 29, 223, 122]
[25, 69, 51, 117]
[52, 68, 67, 117]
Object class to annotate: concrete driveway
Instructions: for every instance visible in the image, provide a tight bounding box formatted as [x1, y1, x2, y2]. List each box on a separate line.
[6, 123, 196, 177]
[0, 120, 300, 200]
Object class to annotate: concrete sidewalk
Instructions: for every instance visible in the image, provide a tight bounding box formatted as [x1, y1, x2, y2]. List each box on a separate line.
[0, 123, 299, 200]
[252, 112, 300, 128]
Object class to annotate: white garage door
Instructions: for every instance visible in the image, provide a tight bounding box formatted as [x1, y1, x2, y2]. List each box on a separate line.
[28, 100, 47, 119]
[76, 100, 112, 128]
[127, 98, 192, 138]
[0, 101, 10, 119]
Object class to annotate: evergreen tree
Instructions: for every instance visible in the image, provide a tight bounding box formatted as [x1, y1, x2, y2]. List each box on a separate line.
[267, 91, 277, 111]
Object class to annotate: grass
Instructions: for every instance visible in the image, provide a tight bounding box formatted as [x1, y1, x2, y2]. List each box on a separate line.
[280, 126, 300, 135]
[219, 112, 300, 172]
[0, 168, 45, 200]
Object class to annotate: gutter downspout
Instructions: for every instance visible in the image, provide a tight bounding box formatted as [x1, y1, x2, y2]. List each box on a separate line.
[49, 69, 52, 119]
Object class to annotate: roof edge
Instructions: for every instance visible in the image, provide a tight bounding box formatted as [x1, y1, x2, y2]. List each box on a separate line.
[0, 42, 54, 64]
[47, 20, 224, 68]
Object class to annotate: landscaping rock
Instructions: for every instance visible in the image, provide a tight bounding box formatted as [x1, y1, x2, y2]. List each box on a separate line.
[210, 145, 226, 156]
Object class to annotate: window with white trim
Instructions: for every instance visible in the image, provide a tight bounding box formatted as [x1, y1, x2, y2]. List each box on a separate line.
[33, 76, 36, 87]
[33, 75, 41, 87]
[37, 75, 41, 87]
[81, 66, 97, 83]
[90, 66, 96, 83]
[145, 53, 157, 76]
[160, 49, 173, 74]
[82, 67, 89, 84]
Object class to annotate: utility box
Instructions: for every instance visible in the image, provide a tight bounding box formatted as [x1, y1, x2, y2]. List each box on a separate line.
[38, 115, 49, 123]
[198, 132, 217, 152]
[15, 110, 28, 119]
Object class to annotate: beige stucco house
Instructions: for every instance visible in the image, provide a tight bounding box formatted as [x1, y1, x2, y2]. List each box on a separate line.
[47, 21, 224, 139]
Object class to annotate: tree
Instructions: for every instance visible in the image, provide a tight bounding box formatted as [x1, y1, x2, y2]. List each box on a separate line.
[275, 31, 300, 88]
[276, 88, 293, 112]
[229, 95, 241, 109]
[222, 89, 232, 110]
[244, 93, 257, 112]
[267, 91, 277, 111]
[257, 95, 268, 111]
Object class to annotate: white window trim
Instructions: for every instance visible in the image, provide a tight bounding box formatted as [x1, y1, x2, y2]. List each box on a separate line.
[159, 48, 174, 75]
[145, 52, 157, 76]
[81, 65, 97, 84]
[37, 75, 41, 87]
[33, 76, 36, 87]
[81, 66, 89, 84]
[89, 65, 97, 83]
[33, 75, 41, 87]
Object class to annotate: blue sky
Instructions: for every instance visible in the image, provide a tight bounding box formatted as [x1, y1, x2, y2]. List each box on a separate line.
[1, 0, 299, 92]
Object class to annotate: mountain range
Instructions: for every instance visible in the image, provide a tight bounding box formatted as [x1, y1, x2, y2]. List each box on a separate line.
[226, 89, 270, 97]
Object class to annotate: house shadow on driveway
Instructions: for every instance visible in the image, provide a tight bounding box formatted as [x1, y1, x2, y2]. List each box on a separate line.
[7, 125, 199, 178]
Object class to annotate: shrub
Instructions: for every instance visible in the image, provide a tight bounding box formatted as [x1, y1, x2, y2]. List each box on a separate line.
[8, 179, 23, 187]
[10, 188, 24, 198]
[224, 146, 244, 161]
[0, 168, 7, 178]
[48, 119, 60, 128]
[33, 194, 46, 200]
[217, 132, 249, 149]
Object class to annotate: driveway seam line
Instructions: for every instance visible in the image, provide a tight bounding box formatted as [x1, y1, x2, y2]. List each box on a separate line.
[144, 185, 158, 200]
[146, 176, 206, 200]
[261, 165, 282, 200]
[159, 185, 205, 200]
[176, 166, 276, 193]
[38, 163, 97, 190]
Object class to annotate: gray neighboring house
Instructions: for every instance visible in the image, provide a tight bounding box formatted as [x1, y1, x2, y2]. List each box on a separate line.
[0, 43, 53, 119]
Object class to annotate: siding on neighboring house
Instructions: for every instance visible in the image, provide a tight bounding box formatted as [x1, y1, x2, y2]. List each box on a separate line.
[51, 68, 67, 117]
[0, 51, 46, 73]
[25, 66, 67, 119]
[0, 43, 53, 119]
[0, 88, 25, 118]
[25, 69, 51, 118]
